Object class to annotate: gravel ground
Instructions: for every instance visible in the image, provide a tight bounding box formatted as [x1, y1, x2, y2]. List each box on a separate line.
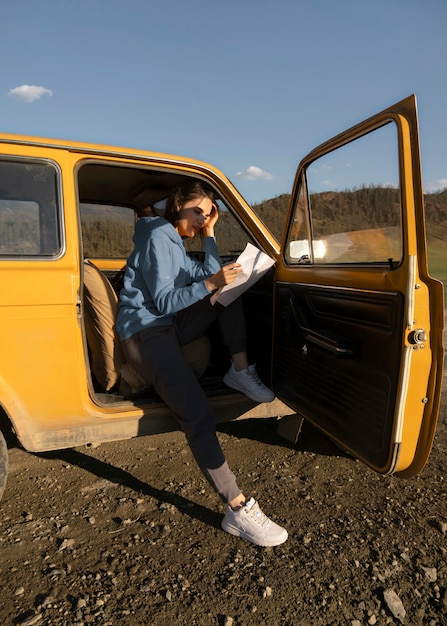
[1, 380, 446, 626]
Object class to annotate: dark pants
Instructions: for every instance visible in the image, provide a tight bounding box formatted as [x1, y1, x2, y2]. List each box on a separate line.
[121, 296, 247, 503]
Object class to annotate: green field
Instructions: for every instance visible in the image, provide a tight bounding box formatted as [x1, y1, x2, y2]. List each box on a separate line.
[427, 241, 447, 305]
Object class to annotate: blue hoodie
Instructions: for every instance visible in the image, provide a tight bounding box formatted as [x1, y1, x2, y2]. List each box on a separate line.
[117, 217, 221, 340]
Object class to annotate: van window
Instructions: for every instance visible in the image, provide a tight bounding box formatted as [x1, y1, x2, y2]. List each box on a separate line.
[285, 122, 402, 265]
[80, 203, 136, 259]
[0, 159, 61, 257]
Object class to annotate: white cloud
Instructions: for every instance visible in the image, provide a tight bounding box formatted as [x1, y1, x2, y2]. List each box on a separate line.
[236, 165, 274, 181]
[424, 179, 447, 193]
[8, 84, 53, 103]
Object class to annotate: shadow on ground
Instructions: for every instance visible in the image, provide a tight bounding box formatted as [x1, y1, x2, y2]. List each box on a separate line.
[36, 447, 223, 529]
[217, 416, 350, 458]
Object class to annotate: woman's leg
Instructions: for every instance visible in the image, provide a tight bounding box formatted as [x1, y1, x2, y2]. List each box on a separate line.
[122, 324, 287, 546]
[175, 296, 274, 403]
[175, 295, 247, 356]
[121, 326, 242, 503]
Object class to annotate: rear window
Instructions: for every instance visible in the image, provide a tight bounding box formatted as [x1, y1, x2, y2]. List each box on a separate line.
[80, 203, 136, 259]
[0, 159, 62, 257]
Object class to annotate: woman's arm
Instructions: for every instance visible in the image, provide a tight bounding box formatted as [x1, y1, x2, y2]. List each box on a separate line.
[194, 205, 244, 292]
[143, 236, 210, 316]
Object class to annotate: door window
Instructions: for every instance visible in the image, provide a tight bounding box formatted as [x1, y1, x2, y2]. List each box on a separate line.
[285, 122, 402, 265]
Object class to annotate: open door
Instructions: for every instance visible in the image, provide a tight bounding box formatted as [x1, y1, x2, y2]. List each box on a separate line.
[273, 95, 444, 477]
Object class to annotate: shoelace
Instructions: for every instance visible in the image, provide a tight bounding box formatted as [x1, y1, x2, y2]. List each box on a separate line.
[247, 368, 264, 387]
[244, 502, 270, 527]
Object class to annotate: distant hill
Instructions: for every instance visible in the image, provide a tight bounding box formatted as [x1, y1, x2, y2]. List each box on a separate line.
[424, 190, 447, 239]
[252, 189, 447, 243]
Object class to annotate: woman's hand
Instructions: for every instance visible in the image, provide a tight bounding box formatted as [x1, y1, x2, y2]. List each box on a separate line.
[205, 262, 242, 292]
[202, 203, 219, 238]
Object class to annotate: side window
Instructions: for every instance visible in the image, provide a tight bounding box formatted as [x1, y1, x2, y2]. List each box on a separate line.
[80, 203, 136, 259]
[0, 159, 61, 257]
[77, 161, 255, 262]
[285, 122, 402, 265]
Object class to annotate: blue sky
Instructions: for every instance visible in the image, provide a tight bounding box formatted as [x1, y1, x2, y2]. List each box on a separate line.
[2, 0, 446, 204]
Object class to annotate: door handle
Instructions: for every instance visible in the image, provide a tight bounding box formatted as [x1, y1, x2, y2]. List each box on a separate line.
[303, 328, 356, 357]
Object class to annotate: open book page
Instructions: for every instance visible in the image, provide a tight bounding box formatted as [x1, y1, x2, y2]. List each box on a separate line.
[210, 243, 275, 307]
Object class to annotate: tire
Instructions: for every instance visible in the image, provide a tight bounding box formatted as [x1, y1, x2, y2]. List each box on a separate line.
[0, 431, 8, 501]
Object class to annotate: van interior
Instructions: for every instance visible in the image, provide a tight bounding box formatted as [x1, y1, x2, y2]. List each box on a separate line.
[77, 161, 275, 407]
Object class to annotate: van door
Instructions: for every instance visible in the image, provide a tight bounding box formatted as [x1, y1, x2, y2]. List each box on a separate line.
[273, 95, 444, 477]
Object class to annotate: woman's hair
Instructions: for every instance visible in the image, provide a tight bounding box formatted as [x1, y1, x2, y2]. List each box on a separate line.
[164, 180, 217, 227]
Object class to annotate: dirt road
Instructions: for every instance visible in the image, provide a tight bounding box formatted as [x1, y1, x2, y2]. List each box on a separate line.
[1, 386, 446, 625]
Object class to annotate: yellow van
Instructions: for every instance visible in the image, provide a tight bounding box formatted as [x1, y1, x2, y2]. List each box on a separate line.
[0, 94, 443, 500]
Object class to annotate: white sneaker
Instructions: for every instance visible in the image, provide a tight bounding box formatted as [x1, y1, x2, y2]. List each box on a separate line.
[223, 363, 275, 403]
[222, 498, 288, 547]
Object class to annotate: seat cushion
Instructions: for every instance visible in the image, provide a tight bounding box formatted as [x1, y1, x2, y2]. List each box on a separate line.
[83, 260, 124, 391]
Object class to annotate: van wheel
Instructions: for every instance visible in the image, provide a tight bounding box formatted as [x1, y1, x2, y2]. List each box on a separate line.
[0, 431, 7, 501]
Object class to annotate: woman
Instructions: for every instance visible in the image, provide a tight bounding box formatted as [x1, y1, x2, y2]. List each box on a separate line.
[117, 180, 288, 547]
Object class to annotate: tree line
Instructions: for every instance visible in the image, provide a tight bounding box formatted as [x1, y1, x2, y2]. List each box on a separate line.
[252, 187, 447, 242]
[3, 187, 444, 259]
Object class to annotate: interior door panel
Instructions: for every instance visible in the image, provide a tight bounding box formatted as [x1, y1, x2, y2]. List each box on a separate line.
[274, 284, 404, 470]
